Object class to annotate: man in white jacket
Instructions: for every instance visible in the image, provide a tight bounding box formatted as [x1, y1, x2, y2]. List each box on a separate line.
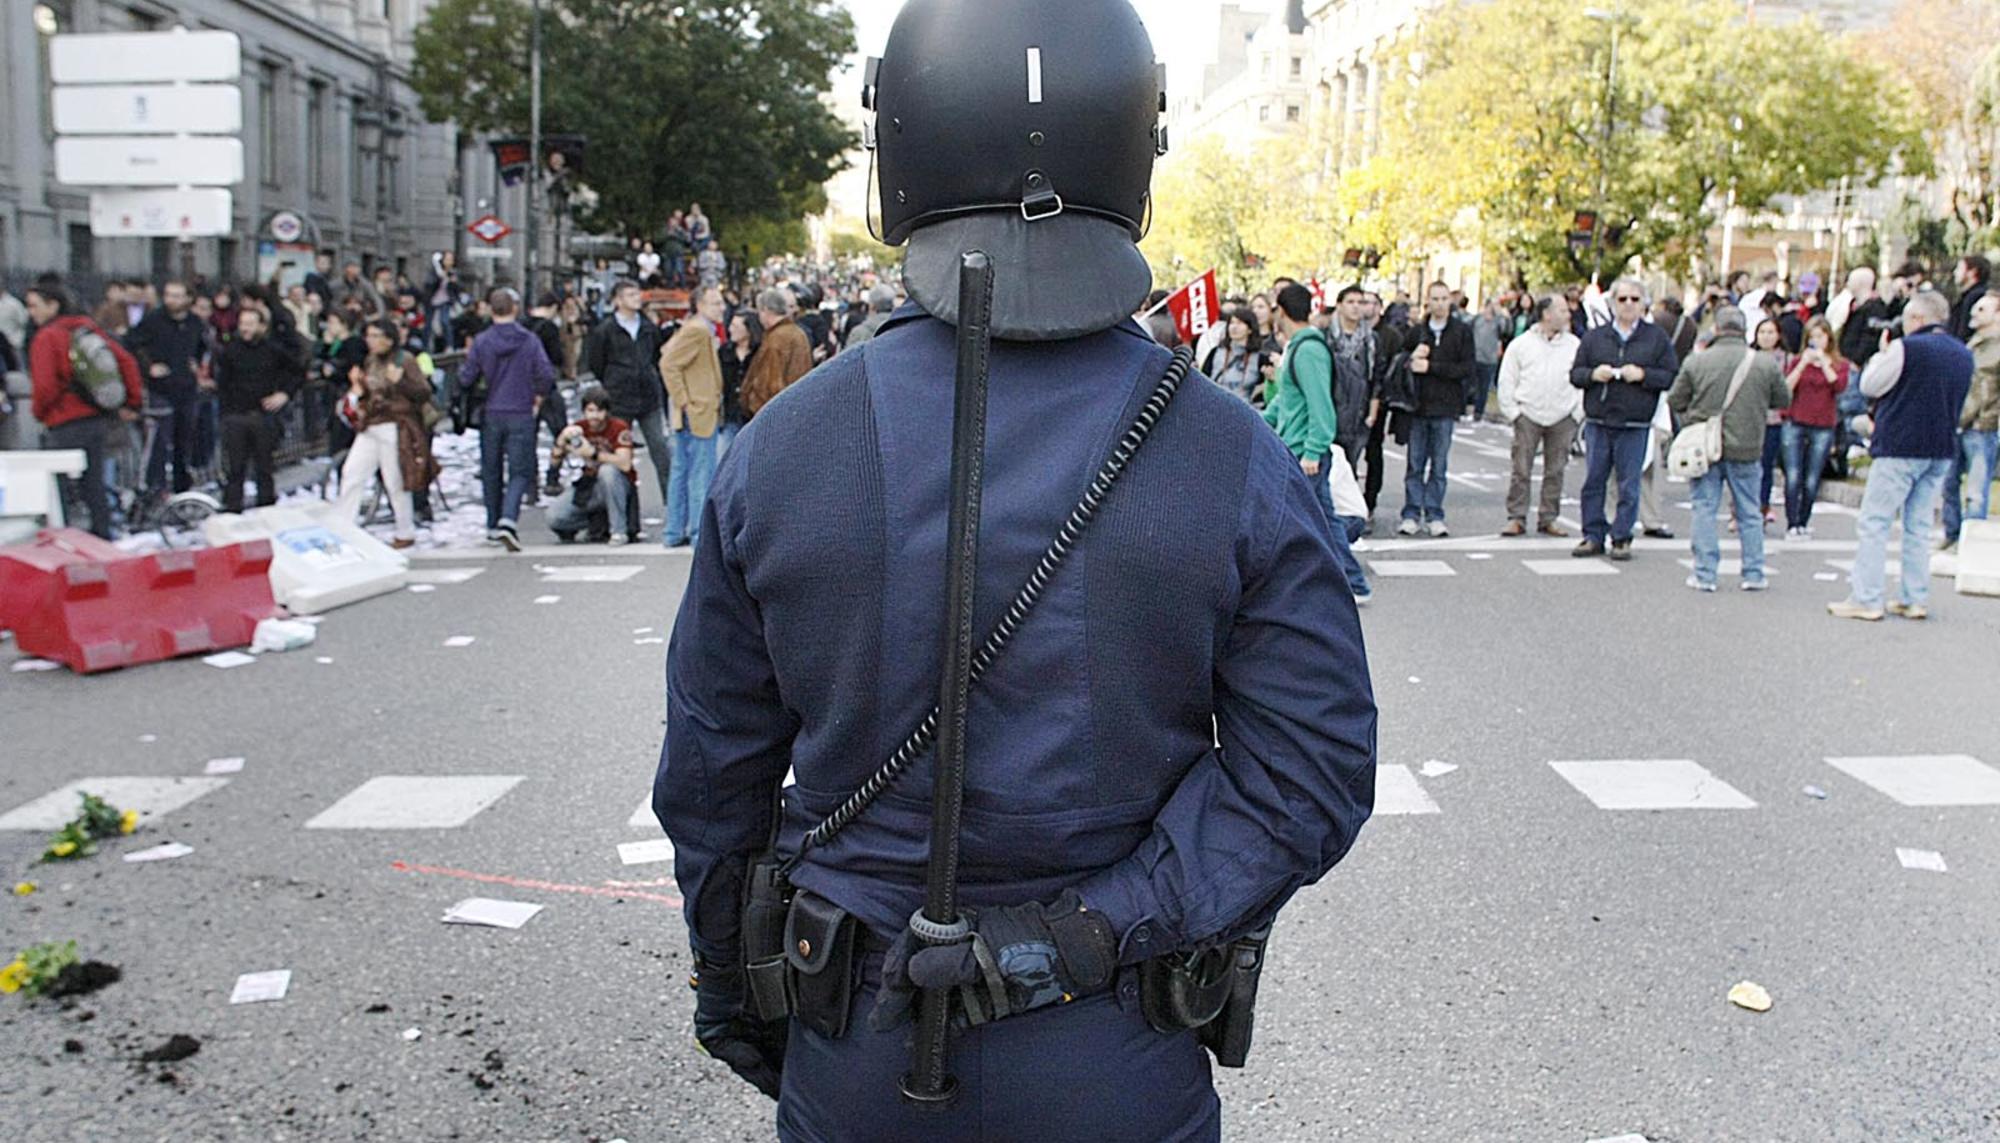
[1498, 293, 1584, 536]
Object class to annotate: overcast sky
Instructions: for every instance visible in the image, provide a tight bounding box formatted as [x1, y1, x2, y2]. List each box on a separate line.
[837, 0, 1239, 100]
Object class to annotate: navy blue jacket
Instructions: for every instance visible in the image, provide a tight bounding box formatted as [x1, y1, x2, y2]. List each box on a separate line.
[655, 306, 1376, 965]
[1570, 318, 1679, 428]
[127, 308, 210, 393]
[1874, 325, 1973, 459]
[460, 319, 555, 418]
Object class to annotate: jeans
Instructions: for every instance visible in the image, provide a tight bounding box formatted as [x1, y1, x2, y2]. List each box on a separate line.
[1850, 456, 1951, 609]
[548, 465, 633, 540]
[715, 420, 742, 464]
[44, 415, 118, 539]
[1941, 428, 1998, 544]
[629, 405, 672, 511]
[1690, 460, 1766, 586]
[1335, 513, 1370, 598]
[1506, 416, 1577, 524]
[480, 412, 538, 530]
[1469, 361, 1499, 418]
[1401, 415, 1454, 522]
[1780, 422, 1835, 530]
[1580, 423, 1649, 544]
[219, 411, 279, 514]
[1759, 422, 1783, 513]
[666, 428, 718, 544]
[336, 422, 416, 540]
[144, 384, 202, 493]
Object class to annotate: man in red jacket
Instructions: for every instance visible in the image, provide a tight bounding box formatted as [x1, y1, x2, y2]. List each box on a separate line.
[26, 283, 143, 538]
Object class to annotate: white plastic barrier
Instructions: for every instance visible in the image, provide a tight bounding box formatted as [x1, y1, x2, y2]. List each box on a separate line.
[0, 449, 86, 545]
[1956, 518, 2000, 598]
[202, 503, 409, 614]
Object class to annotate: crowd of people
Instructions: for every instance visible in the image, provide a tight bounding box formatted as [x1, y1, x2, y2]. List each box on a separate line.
[1162, 252, 1996, 616]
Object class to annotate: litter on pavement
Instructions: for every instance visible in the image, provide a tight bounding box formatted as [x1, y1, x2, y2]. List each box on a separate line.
[204, 757, 246, 775]
[634, 637, 666, 645]
[632, 627, 654, 635]
[441, 897, 544, 930]
[401, 1027, 423, 1042]
[1727, 981, 1773, 1012]
[229, 969, 292, 1004]
[251, 618, 317, 653]
[1418, 760, 1458, 778]
[123, 842, 194, 863]
[534, 595, 561, 605]
[202, 651, 257, 670]
[10, 659, 61, 672]
[618, 839, 676, 866]
[407, 583, 438, 594]
[442, 636, 477, 648]
[1895, 848, 1948, 873]
[1802, 785, 1829, 799]
[314, 656, 335, 665]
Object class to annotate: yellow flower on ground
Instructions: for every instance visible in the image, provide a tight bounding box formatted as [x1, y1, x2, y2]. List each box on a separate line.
[11, 883, 34, 897]
[49, 841, 76, 858]
[0, 960, 26, 995]
[118, 809, 140, 835]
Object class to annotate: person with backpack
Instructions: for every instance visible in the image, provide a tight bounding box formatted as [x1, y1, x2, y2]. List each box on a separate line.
[24, 283, 143, 539]
[1666, 307, 1790, 592]
[1263, 282, 1342, 526]
[1327, 286, 1385, 474]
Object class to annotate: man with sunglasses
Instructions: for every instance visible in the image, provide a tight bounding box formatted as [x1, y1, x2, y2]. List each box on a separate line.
[1569, 278, 1679, 560]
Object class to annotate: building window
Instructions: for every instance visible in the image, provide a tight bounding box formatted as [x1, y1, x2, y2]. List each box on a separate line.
[1286, 104, 1302, 122]
[307, 82, 327, 195]
[67, 223, 94, 277]
[258, 64, 281, 187]
[1258, 104, 1271, 122]
[150, 237, 173, 280]
[1291, 56, 1303, 79]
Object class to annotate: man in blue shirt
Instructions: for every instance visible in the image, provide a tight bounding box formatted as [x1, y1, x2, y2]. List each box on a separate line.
[653, 2, 1376, 1138]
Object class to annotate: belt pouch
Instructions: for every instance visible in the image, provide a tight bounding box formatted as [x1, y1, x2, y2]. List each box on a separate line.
[1139, 946, 1233, 1034]
[741, 857, 795, 1022]
[1198, 927, 1271, 1068]
[785, 891, 860, 1039]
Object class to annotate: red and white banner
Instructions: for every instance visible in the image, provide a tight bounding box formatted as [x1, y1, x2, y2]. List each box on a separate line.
[1309, 278, 1327, 312]
[1164, 269, 1221, 345]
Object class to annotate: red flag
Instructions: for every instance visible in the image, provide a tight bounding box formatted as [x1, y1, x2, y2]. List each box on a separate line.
[1309, 278, 1327, 312]
[1166, 269, 1221, 344]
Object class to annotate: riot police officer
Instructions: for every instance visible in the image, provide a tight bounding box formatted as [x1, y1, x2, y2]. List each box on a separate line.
[654, 1, 1377, 1138]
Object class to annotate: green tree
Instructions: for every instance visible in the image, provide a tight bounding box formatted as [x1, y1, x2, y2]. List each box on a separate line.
[1143, 137, 1347, 293]
[1363, 0, 1927, 284]
[412, 0, 856, 242]
[1861, 0, 2000, 248]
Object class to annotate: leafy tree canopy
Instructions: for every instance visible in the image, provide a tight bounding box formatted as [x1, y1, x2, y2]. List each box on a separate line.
[413, 0, 856, 241]
[1143, 137, 1348, 294]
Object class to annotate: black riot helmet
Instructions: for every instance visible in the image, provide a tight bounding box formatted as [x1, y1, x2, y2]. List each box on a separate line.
[864, 0, 1169, 341]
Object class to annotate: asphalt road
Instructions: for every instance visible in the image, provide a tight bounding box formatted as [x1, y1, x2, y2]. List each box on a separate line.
[3, 418, 1997, 1142]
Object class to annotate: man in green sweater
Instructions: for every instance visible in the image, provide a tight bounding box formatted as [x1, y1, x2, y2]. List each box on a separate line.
[1263, 282, 1340, 524]
[1666, 305, 1790, 592]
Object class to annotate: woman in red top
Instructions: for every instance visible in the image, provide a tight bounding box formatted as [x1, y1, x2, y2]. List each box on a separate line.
[1779, 315, 1849, 538]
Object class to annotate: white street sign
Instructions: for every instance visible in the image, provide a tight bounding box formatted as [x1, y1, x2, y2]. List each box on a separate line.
[56, 137, 243, 187]
[50, 30, 242, 85]
[89, 189, 234, 238]
[54, 85, 241, 136]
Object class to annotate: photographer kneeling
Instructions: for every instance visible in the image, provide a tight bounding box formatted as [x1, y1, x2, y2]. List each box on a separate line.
[547, 384, 637, 545]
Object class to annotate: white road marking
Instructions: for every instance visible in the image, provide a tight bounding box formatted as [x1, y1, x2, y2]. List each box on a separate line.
[1549, 759, 1757, 810]
[630, 797, 656, 828]
[539, 565, 646, 583]
[1368, 560, 1458, 577]
[306, 775, 525, 829]
[1523, 559, 1619, 576]
[1895, 847, 1948, 873]
[1825, 755, 2000, 806]
[404, 567, 486, 585]
[1373, 764, 1441, 815]
[0, 777, 230, 830]
[618, 838, 676, 866]
[1676, 559, 1780, 577]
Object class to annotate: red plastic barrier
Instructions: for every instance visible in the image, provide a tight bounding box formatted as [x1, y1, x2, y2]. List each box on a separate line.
[0, 528, 279, 673]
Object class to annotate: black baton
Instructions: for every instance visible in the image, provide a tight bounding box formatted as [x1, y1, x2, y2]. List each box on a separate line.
[901, 251, 994, 1107]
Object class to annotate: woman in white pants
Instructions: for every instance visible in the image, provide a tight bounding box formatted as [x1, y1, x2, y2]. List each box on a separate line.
[335, 318, 436, 549]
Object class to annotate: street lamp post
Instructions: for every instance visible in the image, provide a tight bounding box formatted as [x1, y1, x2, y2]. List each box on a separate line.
[1583, 7, 1625, 283]
[526, 0, 543, 295]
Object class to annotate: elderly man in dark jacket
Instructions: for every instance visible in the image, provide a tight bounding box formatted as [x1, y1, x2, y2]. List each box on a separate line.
[1570, 278, 1679, 560]
[1396, 281, 1475, 536]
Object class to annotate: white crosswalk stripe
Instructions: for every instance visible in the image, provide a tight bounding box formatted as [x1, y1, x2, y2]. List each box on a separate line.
[1523, 559, 1619, 576]
[0, 777, 230, 830]
[1372, 765, 1442, 815]
[1825, 755, 2000, 806]
[1549, 759, 1758, 810]
[1368, 560, 1458, 578]
[305, 775, 525, 829]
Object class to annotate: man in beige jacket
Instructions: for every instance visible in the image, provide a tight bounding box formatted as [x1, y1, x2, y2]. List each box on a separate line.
[660, 285, 726, 547]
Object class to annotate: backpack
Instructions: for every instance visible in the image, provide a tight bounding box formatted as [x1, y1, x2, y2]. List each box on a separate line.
[1667, 347, 1758, 481]
[1379, 350, 1418, 414]
[1322, 330, 1373, 446]
[67, 324, 128, 412]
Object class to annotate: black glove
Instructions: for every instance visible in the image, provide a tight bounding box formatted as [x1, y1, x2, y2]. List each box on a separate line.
[690, 953, 787, 1100]
[869, 890, 1118, 1032]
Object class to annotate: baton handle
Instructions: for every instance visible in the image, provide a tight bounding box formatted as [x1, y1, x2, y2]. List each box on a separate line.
[902, 250, 995, 1108]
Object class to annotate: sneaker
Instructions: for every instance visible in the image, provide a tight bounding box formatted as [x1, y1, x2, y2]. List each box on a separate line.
[1740, 577, 1769, 592]
[1499, 520, 1526, 537]
[1685, 575, 1717, 593]
[1572, 540, 1606, 558]
[607, 532, 629, 547]
[543, 475, 564, 498]
[485, 528, 502, 544]
[1427, 520, 1449, 538]
[1396, 519, 1420, 537]
[1886, 600, 1929, 620]
[496, 524, 521, 553]
[1826, 599, 1885, 622]
[1642, 526, 1675, 539]
[1607, 540, 1633, 562]
[1352, 589, 1373, 607]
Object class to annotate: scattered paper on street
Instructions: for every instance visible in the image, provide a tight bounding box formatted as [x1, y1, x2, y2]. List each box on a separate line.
[251, 618, 317, 653]
[1896, 848, 1948, 873]
[123, 842, 194, 863]
[401, 1027, 423, 1042]
[10, 659, 62, 673]
[1803, 785, 1829, 800]
[1418, 760, 1458, 778]
[407, 583, 438, 594]
[230, 969, 292, 1004]
[441, 897, 544, 930]
[618, 839, 676, 866]
[633, 637, 665, 645]
[138, 734, 158, 743]
[443, 636, 477, 648]
[632, 627, 654, 635]
[1727, 981, 1772, 1012]
[315, 656, 335, 665]
[534, 595, 561, 605]
[1814, 572, 1840, 582]
[1408, 676, 1422, 684]
[204, 757, 246, 775]
[202, 651, 258, 670]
